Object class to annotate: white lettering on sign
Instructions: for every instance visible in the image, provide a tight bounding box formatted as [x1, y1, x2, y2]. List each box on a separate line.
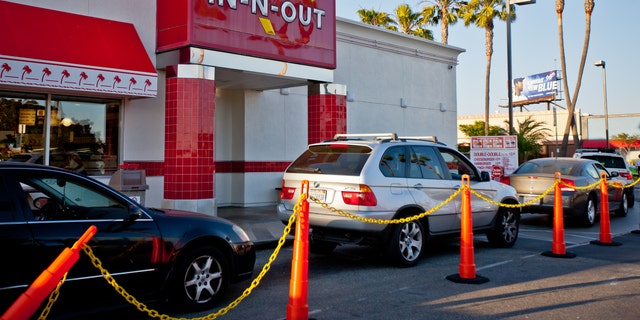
[211, 0, 326, 29]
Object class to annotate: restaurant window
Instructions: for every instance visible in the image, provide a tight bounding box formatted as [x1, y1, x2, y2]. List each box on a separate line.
[0, 92, 120, 176]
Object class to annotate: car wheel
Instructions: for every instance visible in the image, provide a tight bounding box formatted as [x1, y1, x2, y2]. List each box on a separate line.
[386, 219, 424, 268]
[581, 196, 597, 227]
[626, 189, 635, 208]
[169, 246, 228, 310]
[309, 239, 338, 254]
[486, 207, 520, 248]
[616, 191, 628, 217]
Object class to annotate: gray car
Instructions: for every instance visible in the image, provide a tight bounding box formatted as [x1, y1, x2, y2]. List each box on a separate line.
[500, 157, 627, 227]
[278, 133, 520, 267]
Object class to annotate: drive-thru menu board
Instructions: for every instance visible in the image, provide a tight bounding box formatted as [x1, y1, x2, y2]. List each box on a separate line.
[470, 136, 519, 181]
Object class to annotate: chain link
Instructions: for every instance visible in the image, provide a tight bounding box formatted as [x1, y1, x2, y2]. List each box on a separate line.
[309, 186, 462, 224]
[37, 273, 68, 320]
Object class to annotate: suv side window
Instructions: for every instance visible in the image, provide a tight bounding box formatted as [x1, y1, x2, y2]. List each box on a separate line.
[439, 148, 476, 180]
[408, 146, 444, 179]
[379, 146, 407, 178]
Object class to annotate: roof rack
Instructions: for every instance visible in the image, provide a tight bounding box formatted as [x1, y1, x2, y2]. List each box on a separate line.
[398, 136, 439, 143]
[333, 133, 398, 141]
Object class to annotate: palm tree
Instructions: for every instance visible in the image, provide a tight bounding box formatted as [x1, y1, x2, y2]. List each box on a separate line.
[391, 4, 434, 40]
[458, 0, 512, 137]
[557, 0, 595, 156]
[357, 8, 395, 29]
[505, 116, 551, 162]
[420, 0, 466, 44]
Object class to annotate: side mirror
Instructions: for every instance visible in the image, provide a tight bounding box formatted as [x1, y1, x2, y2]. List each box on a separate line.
[480, 171, 491, 182]
[609, 171, 619, 178]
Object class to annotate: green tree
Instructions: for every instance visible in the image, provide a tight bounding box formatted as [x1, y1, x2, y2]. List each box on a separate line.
[390, 4, 434, 40]
[558, 0, 595, 156]
[420, 0, 466, 44]
[357, 8, 395, 29]
[459, 0, 513, 137]
[506, 116, 551, 162]
[459, 120, 506, 137]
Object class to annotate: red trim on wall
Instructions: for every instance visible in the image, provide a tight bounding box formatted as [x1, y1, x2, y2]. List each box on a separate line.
[123, 161, 291, 176]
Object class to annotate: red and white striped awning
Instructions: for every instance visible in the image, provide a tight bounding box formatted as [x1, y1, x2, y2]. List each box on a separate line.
[0, 1, 157, 97]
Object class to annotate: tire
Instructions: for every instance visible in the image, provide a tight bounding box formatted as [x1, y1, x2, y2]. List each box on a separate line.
[616, 191, 628, 217]
[581, 196, 597, 227]
[169, 246, 228, 310]
[486, 207, 520, 248]
[626, 189, 635, 208]
[386, 220, 425, 268]
[309, 239, 338, 254]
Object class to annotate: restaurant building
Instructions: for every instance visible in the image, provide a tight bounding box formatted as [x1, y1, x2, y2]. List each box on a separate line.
[0, 0, 463, 215]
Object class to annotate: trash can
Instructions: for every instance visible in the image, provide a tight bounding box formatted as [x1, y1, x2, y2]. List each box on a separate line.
[109, 168, 149, 205]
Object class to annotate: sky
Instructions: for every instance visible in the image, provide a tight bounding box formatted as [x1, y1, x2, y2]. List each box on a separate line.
[335, 0, 639, 127]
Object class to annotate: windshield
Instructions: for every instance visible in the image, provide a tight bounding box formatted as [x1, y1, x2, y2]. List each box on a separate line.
[286, 144, 372, 176]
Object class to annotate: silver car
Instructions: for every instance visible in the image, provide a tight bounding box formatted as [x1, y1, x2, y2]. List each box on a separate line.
[500, 157, 627, 227]
[278, 133, 520, 267]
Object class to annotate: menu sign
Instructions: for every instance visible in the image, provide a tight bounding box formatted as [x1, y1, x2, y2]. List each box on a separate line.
[19, 109, 36, 126]
[470, 136, 519, 180]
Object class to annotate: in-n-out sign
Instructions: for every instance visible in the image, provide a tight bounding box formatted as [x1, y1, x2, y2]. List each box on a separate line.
[209, 0, 327, 29]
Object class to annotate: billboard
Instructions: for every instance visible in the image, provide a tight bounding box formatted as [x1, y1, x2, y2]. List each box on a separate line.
[512, 70, 558, 105]
[157, 0, 336, 69]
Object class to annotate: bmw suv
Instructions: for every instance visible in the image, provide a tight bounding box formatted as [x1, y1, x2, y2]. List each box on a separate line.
[573, 149, 635, 207]
[277, 133, 520, 267]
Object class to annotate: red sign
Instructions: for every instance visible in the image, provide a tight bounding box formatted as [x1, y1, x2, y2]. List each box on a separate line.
[157, 0, 336, 69]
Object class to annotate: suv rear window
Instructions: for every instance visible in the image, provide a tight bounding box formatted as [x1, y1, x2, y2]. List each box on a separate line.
[581, 155, 626, 169]
[286, 144, 372, 176]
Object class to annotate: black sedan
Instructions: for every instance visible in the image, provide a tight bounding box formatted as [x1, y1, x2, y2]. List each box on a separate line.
[0, 162, 255, 317]
[500, 157, 627, 227]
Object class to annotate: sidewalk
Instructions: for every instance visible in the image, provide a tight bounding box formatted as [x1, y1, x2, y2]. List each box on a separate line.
[217, 205, 291, 246]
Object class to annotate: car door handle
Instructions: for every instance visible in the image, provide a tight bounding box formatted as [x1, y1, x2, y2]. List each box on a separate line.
[413, 183, 422, 189]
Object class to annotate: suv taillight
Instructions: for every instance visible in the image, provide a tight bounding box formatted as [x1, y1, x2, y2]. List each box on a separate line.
[621, 171, 632, 180]
[342, 184, 377, 206]
[280, 181, 296, 200]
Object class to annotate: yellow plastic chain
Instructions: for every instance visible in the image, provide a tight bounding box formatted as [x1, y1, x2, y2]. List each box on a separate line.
[81, 199, 298, 320]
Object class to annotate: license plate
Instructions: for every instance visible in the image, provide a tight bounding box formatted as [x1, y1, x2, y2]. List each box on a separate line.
[520, 195, 539, 205]
[309, 189, 327, 202]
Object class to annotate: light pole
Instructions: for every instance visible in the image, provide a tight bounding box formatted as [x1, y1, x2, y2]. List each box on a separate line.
[594, 60, 609, 149]
[506, 0, 535, 135]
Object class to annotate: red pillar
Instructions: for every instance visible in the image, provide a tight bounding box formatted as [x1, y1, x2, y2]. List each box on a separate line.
[307, 83, 347, 144]
[164, 65, 215, 201]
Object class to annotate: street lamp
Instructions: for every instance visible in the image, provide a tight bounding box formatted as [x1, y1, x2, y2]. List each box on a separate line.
[594, 59, 609, 149]
[506, 0, 536, 135]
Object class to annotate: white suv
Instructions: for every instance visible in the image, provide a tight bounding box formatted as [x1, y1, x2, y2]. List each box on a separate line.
[573, 149, 635, 207]
[278, 133, 520, 267]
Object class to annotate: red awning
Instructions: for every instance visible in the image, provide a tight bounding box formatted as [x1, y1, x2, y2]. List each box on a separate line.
[0, 2, 157, 97]
[582, 139, 640, 149]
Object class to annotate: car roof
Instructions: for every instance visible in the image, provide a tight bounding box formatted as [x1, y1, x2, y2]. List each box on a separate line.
[314, 133, 445, 147]
[523, 157, 598, 165]
[0, 161, 71, 172]
[573, 149, 623, 158]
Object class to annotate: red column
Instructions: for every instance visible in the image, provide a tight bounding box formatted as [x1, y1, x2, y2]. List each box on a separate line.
[164, 65, 215, 200]
[307, 83, 347, 144]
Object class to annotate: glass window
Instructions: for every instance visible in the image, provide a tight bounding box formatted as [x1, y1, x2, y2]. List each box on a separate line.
[0, 92, 120, 176]
[379, 146, 407, 178]
[439, 148, 476, 180]
[408, 146, 444, 179]
[17, 172, 130, 221]
[286, 144, 372, 176]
